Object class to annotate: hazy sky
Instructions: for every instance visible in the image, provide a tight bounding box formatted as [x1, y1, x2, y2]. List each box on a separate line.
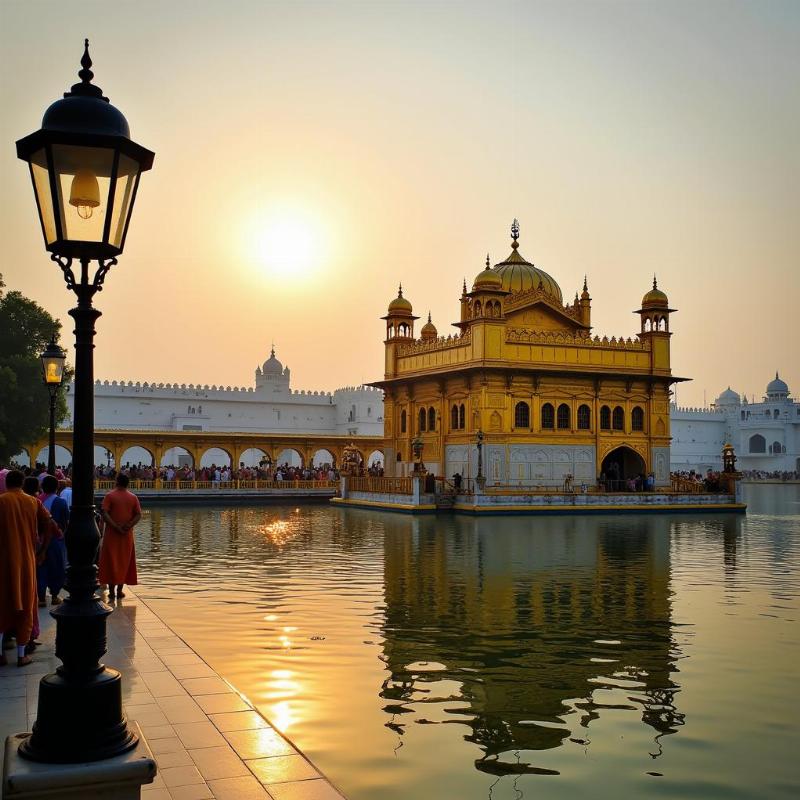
[1, 0, 797, 407]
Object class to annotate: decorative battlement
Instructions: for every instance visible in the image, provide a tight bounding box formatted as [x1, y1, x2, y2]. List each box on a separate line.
[397, 330, 471, 356]
[506, 328, 651, 350]
[670, 404, 724, 417]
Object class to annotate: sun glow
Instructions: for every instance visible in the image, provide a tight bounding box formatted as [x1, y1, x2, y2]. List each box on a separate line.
[249, 209, 327, 279]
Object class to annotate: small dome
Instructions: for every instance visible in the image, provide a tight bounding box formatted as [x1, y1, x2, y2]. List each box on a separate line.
[473, 254, 503, 290]
[766, 372, 789, 396]
[716, 387, 740, 405]
[493, 220, 563, 302]
[420, 312, 438, 340]
[388, 284, 413, 314]
[642, 276, 669, 308]
[262, 347, 283, 375]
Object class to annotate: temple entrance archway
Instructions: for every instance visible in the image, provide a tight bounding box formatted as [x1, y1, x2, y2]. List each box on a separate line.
[601, 446, 646, 489]
[94, 446, 114, 468]
[367, 449, 384, 468]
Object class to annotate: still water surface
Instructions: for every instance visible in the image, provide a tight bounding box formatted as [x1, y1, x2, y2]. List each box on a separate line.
[133, 485, 800, 799]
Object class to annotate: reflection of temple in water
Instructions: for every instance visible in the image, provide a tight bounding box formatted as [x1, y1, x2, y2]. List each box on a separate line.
[378, 514, 684, 773]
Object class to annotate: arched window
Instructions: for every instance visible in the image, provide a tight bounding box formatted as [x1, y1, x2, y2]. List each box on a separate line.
[474, 300, 482, 317]
[741, 410, 746, 420]
[631, 406, 644, 431]
[749, 434, 765, 453]
[541, 403, 555, 429]
[514, 401, 530, 428]
[774, 409, 779, 419]
[557, 403, 570, 429]
[451, 404, 459, 430]
[773, 441, 782, 454]
[459, 403, 465, 429]
[400, 410, 407, 433]
[418, 408, 427, 432]
[612, 406, 624, 430]
[577, 404, 591, 430]
[428, 407, 436, 431]
[600, 406, 611, 430]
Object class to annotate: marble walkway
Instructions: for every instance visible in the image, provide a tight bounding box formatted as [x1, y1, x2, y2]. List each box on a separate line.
[0, 592, 345, 800]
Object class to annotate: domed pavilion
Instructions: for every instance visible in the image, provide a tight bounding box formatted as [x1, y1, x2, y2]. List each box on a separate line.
[372, 220, 685, 487]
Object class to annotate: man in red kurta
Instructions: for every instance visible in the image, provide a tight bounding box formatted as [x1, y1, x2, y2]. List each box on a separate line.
[0, 470, 50, 667]
[98, 474, 141, 599]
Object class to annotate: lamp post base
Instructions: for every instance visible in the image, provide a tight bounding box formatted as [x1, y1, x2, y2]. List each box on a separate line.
[4, 724, 155, 800]
[19, 667, 137, 763]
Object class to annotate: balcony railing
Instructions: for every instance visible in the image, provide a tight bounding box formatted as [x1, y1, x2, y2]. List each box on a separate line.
[349, 476, 413, 495]
[94, 479, 339, 492]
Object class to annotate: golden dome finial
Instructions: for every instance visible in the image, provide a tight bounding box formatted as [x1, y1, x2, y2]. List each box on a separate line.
[398, 282, 404, 297]
[511, 219, 520, 250]
[653, 274, 658, 290]
[486, 253, 491, 269]
[583, 275, 588, 292]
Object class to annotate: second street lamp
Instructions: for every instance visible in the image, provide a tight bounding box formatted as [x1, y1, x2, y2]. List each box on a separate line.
[40, 337, 66, 475]
[15, 40, 154, 763]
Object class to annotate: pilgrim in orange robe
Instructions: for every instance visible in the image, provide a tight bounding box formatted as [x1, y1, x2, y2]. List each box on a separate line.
[0, 488, 50, 646]
[98, 488, 140, 586]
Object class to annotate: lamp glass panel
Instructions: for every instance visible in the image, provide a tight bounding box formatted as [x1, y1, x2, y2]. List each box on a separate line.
[52, 145, 115, 243]
[42, 356, 65, 384]
[109, 154, 140, 248]
[30, 149, 57, 244]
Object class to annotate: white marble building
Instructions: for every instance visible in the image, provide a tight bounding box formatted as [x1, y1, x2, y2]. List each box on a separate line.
[60, 348, 383, 466]
[670, 374, 800, 473]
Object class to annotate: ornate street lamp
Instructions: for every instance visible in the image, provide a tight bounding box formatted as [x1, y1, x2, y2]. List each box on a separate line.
[475, 429, 486, 492]
[40, 337, 67, 475]
[16, 40, 154, 763]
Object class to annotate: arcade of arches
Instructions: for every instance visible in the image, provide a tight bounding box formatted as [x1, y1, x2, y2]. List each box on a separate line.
[20, 430, 383, 471]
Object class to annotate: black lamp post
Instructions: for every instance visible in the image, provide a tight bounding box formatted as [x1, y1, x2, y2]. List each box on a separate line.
[40, 337, 67, 475]
[475, 429, 486, 491]
[15, 40, 154, 763]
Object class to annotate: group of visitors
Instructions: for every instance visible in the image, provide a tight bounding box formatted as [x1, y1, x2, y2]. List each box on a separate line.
[599, 471, 656, 492]
[742, 470, 799, 481]
[97, 461, 346, 482]
[0, 464, 140, 668]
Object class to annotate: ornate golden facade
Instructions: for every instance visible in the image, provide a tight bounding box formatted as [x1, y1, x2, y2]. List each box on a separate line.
[373, 221, 682, 487]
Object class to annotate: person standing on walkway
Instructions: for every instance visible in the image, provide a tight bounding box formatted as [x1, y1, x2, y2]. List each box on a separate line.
[98, 474, 141, 600]
[38, 475, 69, 606]
[0, 470, 50, 667]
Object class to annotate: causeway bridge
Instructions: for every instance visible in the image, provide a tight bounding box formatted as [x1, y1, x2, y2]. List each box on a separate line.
[23, 429, 385, 469]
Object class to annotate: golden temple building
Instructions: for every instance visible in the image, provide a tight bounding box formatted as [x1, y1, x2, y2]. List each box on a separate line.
[373, 220, 683, 488]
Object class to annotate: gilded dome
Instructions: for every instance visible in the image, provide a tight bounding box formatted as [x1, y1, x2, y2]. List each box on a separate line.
[493, 220, 562, 302]
[388, 284, 413, 314]
[420, 312, 438, 340]
[642, 276, 668, 308]
[473, 254, 503, 291]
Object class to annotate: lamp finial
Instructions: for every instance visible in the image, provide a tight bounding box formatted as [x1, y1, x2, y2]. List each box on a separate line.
[66, 38, 106, 100]
[511, 219, 519, 250]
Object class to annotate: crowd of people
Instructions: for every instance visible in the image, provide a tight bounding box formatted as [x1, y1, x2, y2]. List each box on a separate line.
[0, 464, 140, 668]
[741, 470, 799, 481]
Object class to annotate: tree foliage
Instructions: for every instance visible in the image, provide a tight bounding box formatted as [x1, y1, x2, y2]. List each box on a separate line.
[0, 274, 70, 464]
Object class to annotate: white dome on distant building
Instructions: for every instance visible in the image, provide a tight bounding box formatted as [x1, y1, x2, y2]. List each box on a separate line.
[715, 387, 741, 406]
[766, 372, 789, 399]
[262, 347, 284, 375]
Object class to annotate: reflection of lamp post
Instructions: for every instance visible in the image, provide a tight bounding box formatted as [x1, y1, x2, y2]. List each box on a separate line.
[475, 429, 486, 491]
[40, 338, 66, 474]
[16, 40, 154, 763]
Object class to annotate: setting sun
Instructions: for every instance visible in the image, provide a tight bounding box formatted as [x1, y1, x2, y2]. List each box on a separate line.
[250, 210, 325, 279]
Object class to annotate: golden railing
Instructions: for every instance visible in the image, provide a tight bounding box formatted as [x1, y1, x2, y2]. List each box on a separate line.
[349, 476, 413, 495]
[93, 479, 338, 492]
[670, 475, 702, 494]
